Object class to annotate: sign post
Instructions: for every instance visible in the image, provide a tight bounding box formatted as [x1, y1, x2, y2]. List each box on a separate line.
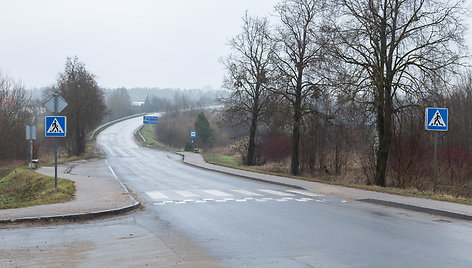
[44, 93, 68, 188]
[26, 125, 36, 169]
[425, 107, 448, 192]
[190, 131, 196, 152]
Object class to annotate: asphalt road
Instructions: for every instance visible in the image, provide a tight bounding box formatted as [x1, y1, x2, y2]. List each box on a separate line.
[96, 116, 472, 267]
[2, 116, 471, 267]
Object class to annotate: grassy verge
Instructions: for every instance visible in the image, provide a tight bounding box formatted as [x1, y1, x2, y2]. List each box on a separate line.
[204, 153, 242, 169]
[137, 125, 181, 151]
[139, 125, 169, 150]
[42, 142, 97, 167]
[0, 167, 75, 209]
[203, 153, 472, 206]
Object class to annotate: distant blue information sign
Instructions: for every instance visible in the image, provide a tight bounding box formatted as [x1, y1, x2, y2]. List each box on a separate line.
[190, 130, 196, 138]
[425, 108, 448, 131]
[45, 116, 66, 137]
[143, 116, 158, 125]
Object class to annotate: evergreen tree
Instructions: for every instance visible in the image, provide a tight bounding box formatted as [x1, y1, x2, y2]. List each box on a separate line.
[194, 112, 214, 148]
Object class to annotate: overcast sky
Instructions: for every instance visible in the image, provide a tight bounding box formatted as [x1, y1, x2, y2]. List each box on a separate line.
[0, 0, 471, 90]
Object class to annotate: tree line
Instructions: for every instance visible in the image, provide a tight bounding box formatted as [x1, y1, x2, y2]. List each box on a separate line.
[0, 55, 225, 163]
[0, 57, 106, 161]
[222, 0, 470, 189]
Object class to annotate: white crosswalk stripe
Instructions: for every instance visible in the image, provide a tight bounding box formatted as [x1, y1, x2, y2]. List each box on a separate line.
[231, 189, 263, 196]
[147, 188, 335, 206]
[146, 191, 168, 199]
[175, 190, 199, 198]
[287, 190, 324, 197]
[202, 189, 233, 197]
[258, 189, 295, 197]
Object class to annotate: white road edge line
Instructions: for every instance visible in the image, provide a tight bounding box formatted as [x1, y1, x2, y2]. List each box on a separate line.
[105, 159, 139, 205]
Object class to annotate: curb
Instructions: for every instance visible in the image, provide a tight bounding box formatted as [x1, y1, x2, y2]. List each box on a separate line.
[0, 202, 140, 224]
[358, 198, 472, 221]
[0, 161, 142, 225]
[176, 152, 306, 191]
[177, 153, 472, 222]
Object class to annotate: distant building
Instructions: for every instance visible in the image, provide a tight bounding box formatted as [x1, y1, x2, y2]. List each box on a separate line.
[131, 101, 145, 106]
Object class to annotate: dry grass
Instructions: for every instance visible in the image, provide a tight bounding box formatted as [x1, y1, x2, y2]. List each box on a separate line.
[0, 160, 26, 178]
[0, 167, 75, 209]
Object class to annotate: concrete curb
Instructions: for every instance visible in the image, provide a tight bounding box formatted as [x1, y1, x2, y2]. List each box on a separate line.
[358, 199, 472, 221]
[0, 202, 141, 224]
[175, 152, 305, 190]
[0, 160, 142, 225]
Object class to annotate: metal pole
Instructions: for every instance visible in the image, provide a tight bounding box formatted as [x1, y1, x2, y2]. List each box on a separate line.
[30, 140, 33, 169]
[433, 132, 438, 192]
[54, 94, 58, 189]
[54, 138, 58, 188]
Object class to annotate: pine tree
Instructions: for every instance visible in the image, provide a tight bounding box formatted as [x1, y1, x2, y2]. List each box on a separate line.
[194, 112, 214, 148]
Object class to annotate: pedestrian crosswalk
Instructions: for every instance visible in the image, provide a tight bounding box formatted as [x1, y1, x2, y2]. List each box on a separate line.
[146, 188, 340, 206]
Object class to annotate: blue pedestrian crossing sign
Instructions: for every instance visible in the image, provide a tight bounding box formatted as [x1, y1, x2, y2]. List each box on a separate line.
[425, 108, 448, 131]
[190, 130, 196, 138]
[45, 116, 67, 137]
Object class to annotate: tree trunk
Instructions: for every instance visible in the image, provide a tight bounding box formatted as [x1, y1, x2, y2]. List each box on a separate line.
[374, 86, 393, 187]
[247, 113, 258, 166]
[291, 94, 302, 176]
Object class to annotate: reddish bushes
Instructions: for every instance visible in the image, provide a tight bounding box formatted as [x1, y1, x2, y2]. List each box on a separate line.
[258, 135, 291, 162]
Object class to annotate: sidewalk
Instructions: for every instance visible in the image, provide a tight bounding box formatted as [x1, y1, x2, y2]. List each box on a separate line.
[180, 152, 472, 221]
[0, 160, 139, 224]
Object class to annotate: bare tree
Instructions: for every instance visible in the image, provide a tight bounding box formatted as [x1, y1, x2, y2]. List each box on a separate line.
[222, 13, 275, 166]
[272, 0, 326, 175]
[106, 88, 132, 121]
[0, 73, 31, 159]
[46, 56, 106, 156]
[325, 0, 467, 186]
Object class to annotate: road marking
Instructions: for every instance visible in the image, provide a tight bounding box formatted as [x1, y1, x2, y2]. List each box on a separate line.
[231, 189, 263, 196]
[176, 191, 199, 198]
[146, 191, 168, 199]
[203, 189, 232, 197]
[296, 198, 314, 202]
[154, 201, 174, 205]
[287, 190, 324, 197]
[258, 189, 295, 197]
[151, 195, 330, 206]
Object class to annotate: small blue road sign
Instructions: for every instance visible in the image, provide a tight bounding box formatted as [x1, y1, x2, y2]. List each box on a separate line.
[45, 116, 66, 137]
[425, 108, 448, 131]
[190, 130, 196, 138]
[143, 115, 158, 124]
